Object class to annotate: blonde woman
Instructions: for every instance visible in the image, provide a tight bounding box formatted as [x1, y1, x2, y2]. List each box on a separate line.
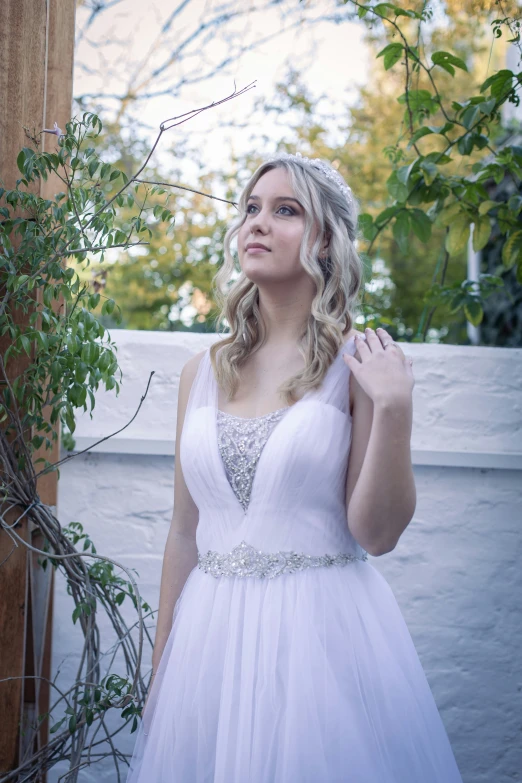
[126, 153, 463, 782]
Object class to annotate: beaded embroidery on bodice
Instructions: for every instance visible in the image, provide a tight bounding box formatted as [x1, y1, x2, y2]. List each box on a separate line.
[216, 407, 290, 512]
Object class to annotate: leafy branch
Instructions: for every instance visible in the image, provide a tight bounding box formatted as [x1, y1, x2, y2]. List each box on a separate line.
[343, 0, 521, 338]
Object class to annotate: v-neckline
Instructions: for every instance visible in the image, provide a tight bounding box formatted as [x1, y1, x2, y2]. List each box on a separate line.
[213, 333, 357, 420]
[208, 335, 357, 517]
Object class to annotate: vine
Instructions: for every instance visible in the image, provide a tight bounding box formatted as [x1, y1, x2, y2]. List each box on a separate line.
[0, 83, 254, 782]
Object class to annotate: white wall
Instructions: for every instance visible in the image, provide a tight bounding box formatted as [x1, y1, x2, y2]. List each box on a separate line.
[50, 330, 522, 782]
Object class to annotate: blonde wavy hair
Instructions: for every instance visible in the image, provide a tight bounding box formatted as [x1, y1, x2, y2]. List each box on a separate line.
[210, 155, 364, 405]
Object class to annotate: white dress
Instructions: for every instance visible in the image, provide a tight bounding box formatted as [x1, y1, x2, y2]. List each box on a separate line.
[125, 333, 463, 782]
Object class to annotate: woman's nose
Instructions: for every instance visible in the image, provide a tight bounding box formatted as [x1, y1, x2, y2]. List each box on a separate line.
[249, 213, 269, 232]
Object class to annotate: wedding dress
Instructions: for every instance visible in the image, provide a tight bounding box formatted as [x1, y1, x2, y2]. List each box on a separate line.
[125, 333, 463, 782]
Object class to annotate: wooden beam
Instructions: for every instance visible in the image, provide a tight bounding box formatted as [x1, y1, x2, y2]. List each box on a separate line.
[0, 0, 76, 776]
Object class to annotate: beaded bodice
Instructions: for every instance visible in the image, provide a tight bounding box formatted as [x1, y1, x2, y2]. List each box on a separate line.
[216, 407, 290, 512]
[179, 334, 369, 575]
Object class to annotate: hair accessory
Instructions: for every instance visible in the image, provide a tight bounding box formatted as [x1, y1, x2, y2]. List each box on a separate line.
[272, 152, 354, 209]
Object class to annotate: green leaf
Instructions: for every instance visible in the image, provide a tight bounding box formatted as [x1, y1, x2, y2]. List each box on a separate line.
[472, 217, 491, 251]
[88, 159, 99, 178]
[464, 299, 483, 326]
[420, 161, 438, 186]
[35, 330, 48, 350]
[64, 408, 76, 434]
[397, 89, 433, 109]
[446, 215, 472, 255]
[373, 2, 418, 18]
[427, 124, 454, 140]
[458, 133, 474, 155]
[423, 151, 452, 165]
[480, 70, 513, 101]
[517, 258, 522, 285]
[431, 51, 468, 77]
[478, 98, 496, 116]
[50, 718, 66, 734]
[409, 209, 432, 242]
[374, 207, 399, 227]
[407, 127, 433, 147]
[358, 213, 377, 241]
[396, 160, 417, 185]
[386, 171, 408, 202]
[393, 211, 410, 253]
[507, 195, 522, 215]
[461, 105, 481, 130]
[20, 335, 31, 356]
[501, 230, 522, 269]
[377, 43, 403, 70]
[17, 150, 26, 175]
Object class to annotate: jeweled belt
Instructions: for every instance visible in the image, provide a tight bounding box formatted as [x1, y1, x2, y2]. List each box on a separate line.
[197, 540, 368, 580]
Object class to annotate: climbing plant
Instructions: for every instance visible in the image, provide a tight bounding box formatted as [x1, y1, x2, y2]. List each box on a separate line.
[0, 84, 251, 782]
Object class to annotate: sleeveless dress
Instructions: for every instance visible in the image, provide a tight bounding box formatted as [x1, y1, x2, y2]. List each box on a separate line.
[125, 333, 463, 783]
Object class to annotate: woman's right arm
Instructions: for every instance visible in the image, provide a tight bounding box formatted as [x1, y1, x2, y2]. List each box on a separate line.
[150, 348, 207, 677]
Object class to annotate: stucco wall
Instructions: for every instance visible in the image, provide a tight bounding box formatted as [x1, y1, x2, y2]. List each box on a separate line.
[49, 330, 522, 782]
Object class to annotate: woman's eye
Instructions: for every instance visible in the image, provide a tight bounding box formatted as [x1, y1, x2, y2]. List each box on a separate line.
[246, 204, 294, 215]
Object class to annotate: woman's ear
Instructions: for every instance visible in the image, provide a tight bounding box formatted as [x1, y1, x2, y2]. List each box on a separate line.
[319, 234, 330, 259]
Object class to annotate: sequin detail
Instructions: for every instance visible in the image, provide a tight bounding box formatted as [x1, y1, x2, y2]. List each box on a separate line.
[198, 540, 368, 579]
[216, 407, 289, 512]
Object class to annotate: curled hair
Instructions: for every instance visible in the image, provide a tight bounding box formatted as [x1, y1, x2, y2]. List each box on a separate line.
[210, 155, 364, 405]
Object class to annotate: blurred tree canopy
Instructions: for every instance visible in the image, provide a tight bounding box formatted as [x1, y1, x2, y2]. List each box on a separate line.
[73, 0, 521, 344]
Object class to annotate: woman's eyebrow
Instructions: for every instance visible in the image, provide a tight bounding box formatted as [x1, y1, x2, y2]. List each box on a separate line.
[247, 195, 301, 205]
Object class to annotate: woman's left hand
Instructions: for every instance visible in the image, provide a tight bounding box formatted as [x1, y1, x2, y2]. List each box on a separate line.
[343, 327, 415, 407]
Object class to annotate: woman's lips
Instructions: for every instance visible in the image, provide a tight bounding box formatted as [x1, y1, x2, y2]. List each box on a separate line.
[246, 247, 270, 254]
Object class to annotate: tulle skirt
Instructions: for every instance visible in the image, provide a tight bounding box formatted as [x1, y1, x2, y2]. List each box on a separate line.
[125, 560, 462, 783]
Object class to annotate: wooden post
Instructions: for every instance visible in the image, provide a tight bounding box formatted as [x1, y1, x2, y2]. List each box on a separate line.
[0, 0, 76, 775]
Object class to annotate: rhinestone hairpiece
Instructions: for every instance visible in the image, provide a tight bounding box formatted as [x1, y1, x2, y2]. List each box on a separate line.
[273, 152, 354, 209]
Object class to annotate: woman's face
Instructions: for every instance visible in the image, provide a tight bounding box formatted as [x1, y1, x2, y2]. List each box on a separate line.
[237, 167, 320, 285]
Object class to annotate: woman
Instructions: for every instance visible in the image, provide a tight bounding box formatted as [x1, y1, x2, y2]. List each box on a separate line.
[126, 153, 463, 782]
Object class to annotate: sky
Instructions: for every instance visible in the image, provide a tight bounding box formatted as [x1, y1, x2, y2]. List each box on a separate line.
[73, 0, 370, 184]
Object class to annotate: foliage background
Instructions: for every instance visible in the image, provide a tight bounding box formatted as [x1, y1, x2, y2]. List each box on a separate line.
[69, 0, 521, 346]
